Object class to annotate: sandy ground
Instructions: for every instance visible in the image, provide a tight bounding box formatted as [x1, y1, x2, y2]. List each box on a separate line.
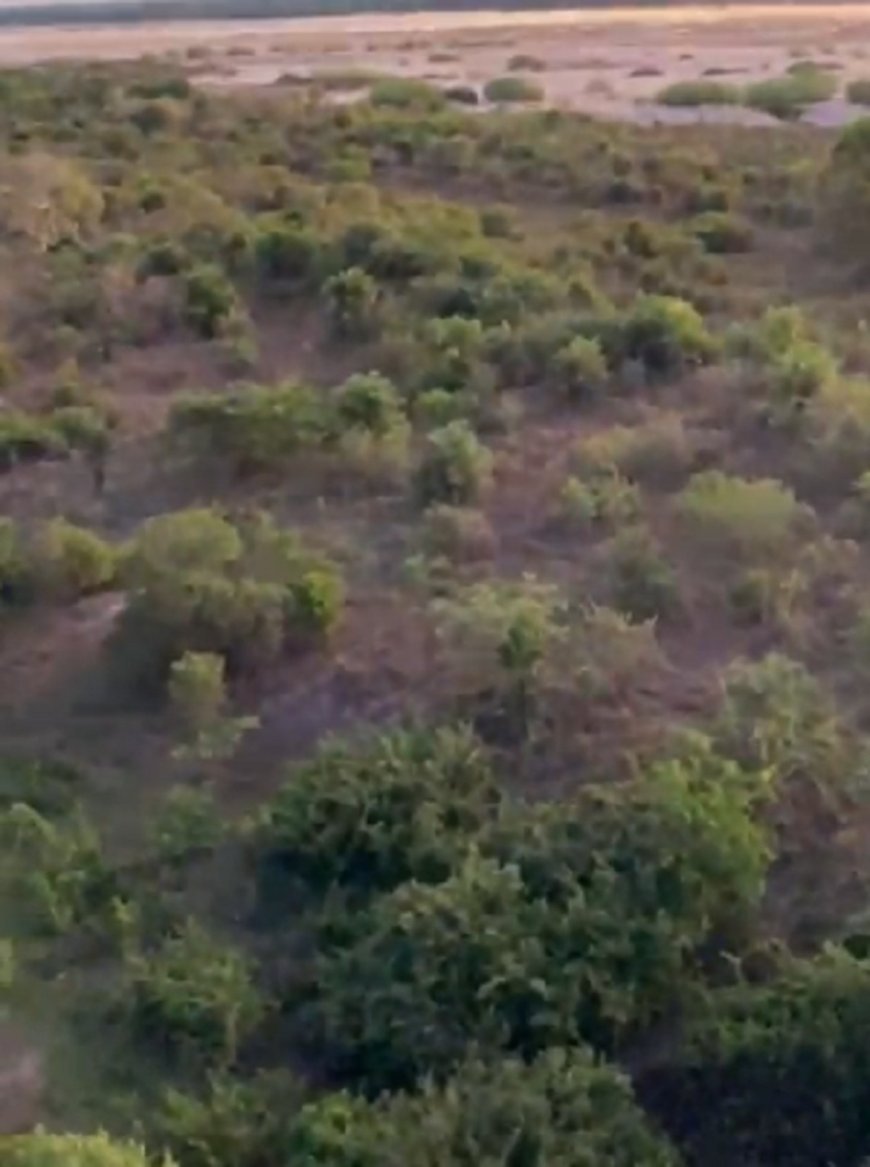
[4, 4, 870, 124]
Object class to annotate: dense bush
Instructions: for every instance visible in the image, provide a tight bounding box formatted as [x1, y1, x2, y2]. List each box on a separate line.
[31, 518, 116, 600]
[574, 414, 695, 488]
[619, 295, 716, 376]
[111, 508, 343, 685]
[656, 79, 741, 107]
[847, 78, 870, 106]
[745, 67, 837, 119]
[415, 420, 493, 505]
[690, 212, 754, 254]
[606, 524, 680, 621]
[291, 1048, 678, 1167]
[647, 950, 870, 1167]
[0, 518, 31, 609]
[483, 76, 544, 103]
[2, 1134, 163, 1167]
[317, 744, 769, 1088]
[252, 726, 498, 901]
[677, 471, 810, 560]
[170, 383, 329, 474]
[127, 921, 264, 1066]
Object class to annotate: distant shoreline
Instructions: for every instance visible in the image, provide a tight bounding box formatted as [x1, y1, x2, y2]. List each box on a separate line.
[0, 0, 852, 29]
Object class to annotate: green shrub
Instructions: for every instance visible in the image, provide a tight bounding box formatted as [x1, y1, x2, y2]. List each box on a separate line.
[292, 1049, 678, 1167]
[656, 79, 741, 106]
[150, 786, 223, 869]
[317, 747, 769, 1088]
[334, 371, 404, 437]
[415, 421, 493, 506]
[127, 920, 264, 1065]
[821, 118, 870, 263]
[0, 518, 31, 608]
[324, 267, 381, 340]
[112, 508, 342, 685]
[715, 652, 852, 790]
[606, 524, 680, 621]
[552, 336, 608, 401]
[168, 650, 226, 736]
[677, 471, 810, 560]
[0, 803, 115, 935]
[444, 84, 479, 106]
[254, 223, 321, 287]
[169, 382, 328, 474]
[483, 76, 544, 103]
[2, 1134, 163, 1167]
[369, 77, 446, 110]
[157, 1071, 303, 1167]
[690, 212, 754, 254]
[847, 78, 870, 106]
[421, 504, 497, 561]
[573, 414, 695, 488]
[745, 68, 837, 119]
[558, 472, 641, 530]
[182, 263, 241, 338]
[32, 519, 116, 601]
[433, 576, 564, 704]
[650, 950, 870, 1167]
[253, 726, 497, 901]
[507, 53, 546, 72]
[620, 295, 715, 376]
[0, 409, 67, 471]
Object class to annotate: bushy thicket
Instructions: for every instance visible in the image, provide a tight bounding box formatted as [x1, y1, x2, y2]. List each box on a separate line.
[111, 508, 343, 686]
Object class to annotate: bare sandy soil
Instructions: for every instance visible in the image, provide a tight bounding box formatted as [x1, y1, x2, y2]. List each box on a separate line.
[4, 4, 870, 123]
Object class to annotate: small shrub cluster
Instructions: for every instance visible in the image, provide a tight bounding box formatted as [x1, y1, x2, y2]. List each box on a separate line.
[111, 508, 343, 686]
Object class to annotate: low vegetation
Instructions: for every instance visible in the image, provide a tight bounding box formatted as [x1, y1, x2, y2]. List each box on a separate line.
[3, 47, 870, 1167]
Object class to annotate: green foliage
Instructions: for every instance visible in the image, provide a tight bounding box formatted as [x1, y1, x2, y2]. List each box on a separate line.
[745, 66, 837, 119]
[150, 786, 223, 869]
[847, 78, 870, 106]
[415, 420, 493, 506]
[433, 575, 564, 701]
[127, 921, 264, 1066]
[483, 76, 544, 103]
[715, 652, 854, 791]
[656, 79, 741, 107]
[169, 651, 227, 737]
[690, 211, 753, 254]
[113, 508, 342, 685]
[552, 335, 608, 401]
[606, 524, 680, 621]
[678, 471, 810, 560]
[444, 84, 479, 106]
[821, 117, 870, 262]
[620, 295, 715, 376]
[0, 803, 115, 935]
[317, 744, 769, 1088]
[253, 726, 497, 900]
[0, 518, 31, 609]
[1, 1133, 165, 1167]
[573, 413, 694, 488]
[324, 267, 380, 339]
[157, 1071, 304, 1167]
[182, 263, 241, 338]
[170, 382, 326, 474]
[292, 1048, 678, 1167]
[0, 409, 68, 471]
[420, 504, 496, 561]
[369, 77, 446, 110]
[558, 471, 641, 530]
[652, 949, 870, 1167]
[32, 518, 116, 601]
